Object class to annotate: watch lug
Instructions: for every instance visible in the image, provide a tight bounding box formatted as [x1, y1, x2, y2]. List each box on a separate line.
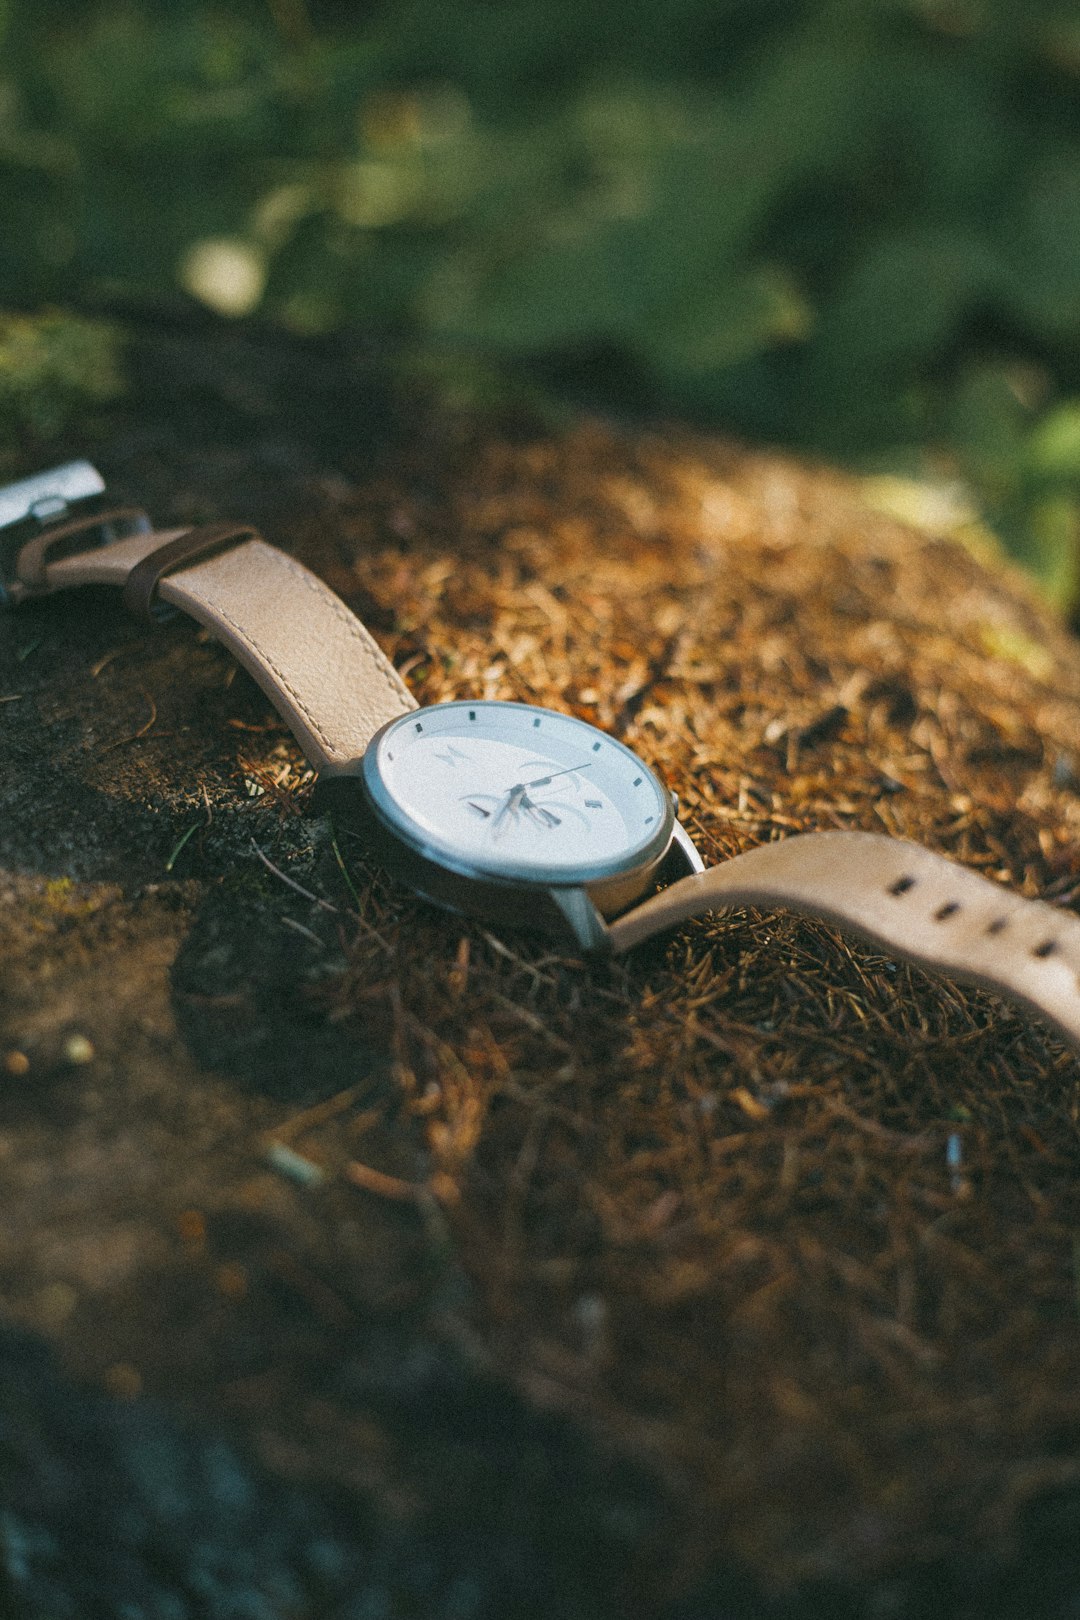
[663, 819, 707, 879]
[549, 887, 612, 954]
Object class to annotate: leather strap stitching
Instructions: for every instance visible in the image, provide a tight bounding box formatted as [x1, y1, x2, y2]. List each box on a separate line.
[254, 547, 415, 709]
[193, 591, 351, 761]
[176, 551, 413, 762]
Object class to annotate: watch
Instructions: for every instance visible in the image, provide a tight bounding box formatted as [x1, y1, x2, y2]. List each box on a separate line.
[4, 461, 1080, 1055]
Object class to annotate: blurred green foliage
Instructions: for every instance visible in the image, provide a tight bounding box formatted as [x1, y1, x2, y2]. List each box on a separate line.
[0, 311, 122, 442]
[2, 0, 1080, 604]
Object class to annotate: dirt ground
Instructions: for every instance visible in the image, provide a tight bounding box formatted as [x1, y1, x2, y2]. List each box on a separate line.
[3, 319, 1080, 1619]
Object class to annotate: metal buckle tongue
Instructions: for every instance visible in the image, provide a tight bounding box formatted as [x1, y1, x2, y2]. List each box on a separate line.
[0, 460, 151, 606]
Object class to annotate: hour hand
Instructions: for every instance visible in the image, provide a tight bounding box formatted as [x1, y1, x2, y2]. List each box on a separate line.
[460, 786, 526, 837]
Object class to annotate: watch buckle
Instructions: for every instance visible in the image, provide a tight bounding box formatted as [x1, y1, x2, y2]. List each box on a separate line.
[0, 460, 152, 606]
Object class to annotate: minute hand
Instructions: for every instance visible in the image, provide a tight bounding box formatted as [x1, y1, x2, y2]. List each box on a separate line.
[512, 763, 591, 792]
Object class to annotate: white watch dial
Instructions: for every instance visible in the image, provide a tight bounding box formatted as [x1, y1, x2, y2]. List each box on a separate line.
[362, 700, 673, 885]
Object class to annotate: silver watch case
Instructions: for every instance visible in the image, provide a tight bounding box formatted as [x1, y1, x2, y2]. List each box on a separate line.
[317, 701, 704, 951]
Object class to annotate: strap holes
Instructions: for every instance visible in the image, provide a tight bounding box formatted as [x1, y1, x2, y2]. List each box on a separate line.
[1033, 939, 1058, 959]
[888, 876, 916, 896]
[934, 902, 960, 921]
[986, 917, 1009, 936]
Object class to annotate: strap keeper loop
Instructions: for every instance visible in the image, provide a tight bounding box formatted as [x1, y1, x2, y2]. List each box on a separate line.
[123, 522, 260, 622]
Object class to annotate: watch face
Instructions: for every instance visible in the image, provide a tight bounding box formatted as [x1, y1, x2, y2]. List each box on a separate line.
[361, 700, 674, 886]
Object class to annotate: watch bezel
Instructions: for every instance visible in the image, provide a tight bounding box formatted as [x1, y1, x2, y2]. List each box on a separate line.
[359, 699, 676, 891]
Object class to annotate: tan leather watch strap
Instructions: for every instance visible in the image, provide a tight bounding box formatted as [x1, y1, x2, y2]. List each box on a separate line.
[608, 830, 1080, 1053]
[45, 527, 416, 771]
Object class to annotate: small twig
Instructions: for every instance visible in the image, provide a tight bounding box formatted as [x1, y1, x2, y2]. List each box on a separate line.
[479, 930, 561, 985]
[271, 1084, 365, 1143]
[280, 915, 323, 947]
[102, 692, 157, 750]
[345, 1160, 423, 1201]
[133, 693, 158, 738]
[90, 646, 129, 678]
[0, 694, 22, 704]
[449, 935, 470, 995]
[250, 837, 338, 912]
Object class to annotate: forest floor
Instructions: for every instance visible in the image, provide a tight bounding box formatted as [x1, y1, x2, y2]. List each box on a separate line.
[3, 316, 1080, 1619]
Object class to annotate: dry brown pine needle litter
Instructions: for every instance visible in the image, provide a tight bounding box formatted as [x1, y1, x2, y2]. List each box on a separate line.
[4, 414, 1080, 1608]
[245, 421, 1080, 1593]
